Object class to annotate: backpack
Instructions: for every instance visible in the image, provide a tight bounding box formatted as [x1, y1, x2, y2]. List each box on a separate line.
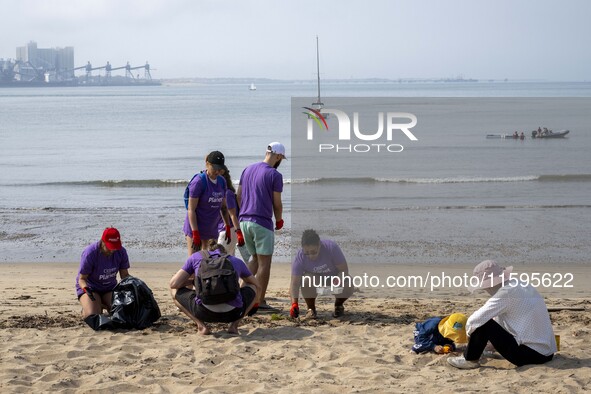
[110, 276, 161, 329]
[183, 172, 226, 209]
[184, 172, 207, 210]
[195, 250, 240, 304]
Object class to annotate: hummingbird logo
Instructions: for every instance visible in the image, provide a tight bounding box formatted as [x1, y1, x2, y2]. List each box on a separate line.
[302, 107, 328, 130]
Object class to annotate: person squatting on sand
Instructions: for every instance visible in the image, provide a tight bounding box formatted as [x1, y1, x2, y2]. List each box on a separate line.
[75, 227, 130, 318]
[289, 229, 354, 319]
[237, 142, 285, 310]
[183, 151, 231, 256]
[448, 260, 557, 369]
[411, 313, 467, 354]
[169, 241, 259, 335]
[216, 165, 249, 262]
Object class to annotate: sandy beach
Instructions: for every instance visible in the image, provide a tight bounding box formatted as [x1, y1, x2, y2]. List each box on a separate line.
[0, 262, 589, 393]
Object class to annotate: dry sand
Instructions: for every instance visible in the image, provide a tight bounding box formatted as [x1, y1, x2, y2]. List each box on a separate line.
[0, 262, 589, 393]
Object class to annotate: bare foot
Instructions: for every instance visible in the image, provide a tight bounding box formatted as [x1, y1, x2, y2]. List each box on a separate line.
[227, 322, 239, 334]
[197, 325, 211, 335]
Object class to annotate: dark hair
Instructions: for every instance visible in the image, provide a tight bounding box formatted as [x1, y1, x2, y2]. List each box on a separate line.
[301, 229, 320, 247]
[221, 167, 236, 193]
[207, 239, 227, 254]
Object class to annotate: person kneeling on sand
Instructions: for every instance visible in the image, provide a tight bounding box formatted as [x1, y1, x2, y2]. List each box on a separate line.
[448, 260, 556, 369]
[289, 229, 354, 319]
[169, 241, 259, 335]
[411, 313, 467, 354]
[75, 227, 130, 319]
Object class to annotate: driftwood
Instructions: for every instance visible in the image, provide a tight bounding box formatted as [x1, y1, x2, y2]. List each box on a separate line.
[547, 307, 586, 312]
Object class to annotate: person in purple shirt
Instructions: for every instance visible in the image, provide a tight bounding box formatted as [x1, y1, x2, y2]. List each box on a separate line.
[237, 142, 285, 311]
[169, 242, 259, 335]
[75, 227, 130, 318]
[289, 229, 354, 319]
[184, 150, 231, 256]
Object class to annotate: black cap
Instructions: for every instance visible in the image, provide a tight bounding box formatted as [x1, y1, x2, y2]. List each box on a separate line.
[206, 151, 225, 170]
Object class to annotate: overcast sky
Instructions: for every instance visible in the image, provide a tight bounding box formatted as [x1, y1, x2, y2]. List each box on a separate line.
[2, 0, 590, 80]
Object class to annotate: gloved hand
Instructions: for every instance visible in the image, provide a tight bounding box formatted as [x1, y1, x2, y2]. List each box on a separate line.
[247, 303, 259, 316]
[224, 225, 232, 244]
[290, 302, 299, 318]
[236, 229, 245, 247]
[275, 219, 284, 230]
[192, 230, 201, 249]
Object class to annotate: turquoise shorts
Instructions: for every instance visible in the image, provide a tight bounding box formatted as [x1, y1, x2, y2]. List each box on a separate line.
[240, 221, 275, 256]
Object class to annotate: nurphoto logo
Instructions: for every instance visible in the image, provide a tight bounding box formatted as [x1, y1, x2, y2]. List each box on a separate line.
[304, 107, 418, 153]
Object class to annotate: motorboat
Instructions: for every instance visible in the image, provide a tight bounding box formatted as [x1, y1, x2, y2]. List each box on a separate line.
[532, 129, 569, 138]
[487, 129, 570, 139]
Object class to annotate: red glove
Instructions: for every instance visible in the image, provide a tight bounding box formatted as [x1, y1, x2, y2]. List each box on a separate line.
[224, 225, 232, 244]
[247, 303, 259, 316]
[236, 229, 245, 247]
[192, 230, 201, 249]
[290, 302, 299, 318]
[275, 219, 284, 230]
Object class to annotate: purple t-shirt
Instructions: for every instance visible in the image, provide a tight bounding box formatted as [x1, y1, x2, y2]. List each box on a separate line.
[217, 189, 237, 233]
[183, 172, 227, 239]
[239, 162, 283, 231]
[181, 250, 252, 308]
[292, 239, 346, 276]
[75, 241, 130, 297]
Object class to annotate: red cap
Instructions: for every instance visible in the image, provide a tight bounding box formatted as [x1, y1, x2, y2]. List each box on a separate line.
[101, 227, 122, 251]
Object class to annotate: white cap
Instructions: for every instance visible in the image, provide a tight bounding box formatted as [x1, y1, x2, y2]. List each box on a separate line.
[266, 142, 287, 159]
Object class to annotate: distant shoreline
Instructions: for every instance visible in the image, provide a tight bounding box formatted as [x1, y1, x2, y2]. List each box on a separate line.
[160, 77, 569, 85]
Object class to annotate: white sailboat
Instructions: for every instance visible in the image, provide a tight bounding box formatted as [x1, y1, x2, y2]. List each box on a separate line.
[311, 36, 327, 116]
[249, 83, 256, 90]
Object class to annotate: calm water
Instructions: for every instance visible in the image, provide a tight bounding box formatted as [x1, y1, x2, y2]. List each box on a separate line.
[1, 82, 590, 263]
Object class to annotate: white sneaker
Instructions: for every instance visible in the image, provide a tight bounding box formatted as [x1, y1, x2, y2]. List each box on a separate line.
[447, 356, 480, 369]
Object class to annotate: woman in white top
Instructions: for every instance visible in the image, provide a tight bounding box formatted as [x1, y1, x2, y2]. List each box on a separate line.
[448, 260, 556, 369]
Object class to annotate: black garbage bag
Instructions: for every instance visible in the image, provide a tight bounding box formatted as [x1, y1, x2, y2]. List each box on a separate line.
[84, 313, 114, 331]
[110, 276, 161, 329]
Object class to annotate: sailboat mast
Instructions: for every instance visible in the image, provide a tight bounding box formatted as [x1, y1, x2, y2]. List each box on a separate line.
[316, 35, 322, 104]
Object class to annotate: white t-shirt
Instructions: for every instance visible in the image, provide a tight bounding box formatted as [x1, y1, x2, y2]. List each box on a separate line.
[467, 282, 557, 356]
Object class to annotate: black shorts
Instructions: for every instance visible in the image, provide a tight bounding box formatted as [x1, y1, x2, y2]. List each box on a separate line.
[175, 287, 256, 323]
[300, 274, 355, 298]
[77, 290, 111, 300]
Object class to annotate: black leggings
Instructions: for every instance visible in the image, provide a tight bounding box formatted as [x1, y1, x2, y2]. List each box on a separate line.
[465, 319, 553, 367]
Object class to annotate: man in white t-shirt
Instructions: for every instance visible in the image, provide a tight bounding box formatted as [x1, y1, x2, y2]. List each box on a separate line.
[448, 260, 556, 369]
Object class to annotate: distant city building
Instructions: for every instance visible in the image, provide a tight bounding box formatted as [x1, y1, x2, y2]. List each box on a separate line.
[2, 41, 159, 86]
[15, 41, 75, 80]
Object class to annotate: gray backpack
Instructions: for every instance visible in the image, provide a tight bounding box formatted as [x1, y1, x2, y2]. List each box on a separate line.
[195, 250, 240, 304]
